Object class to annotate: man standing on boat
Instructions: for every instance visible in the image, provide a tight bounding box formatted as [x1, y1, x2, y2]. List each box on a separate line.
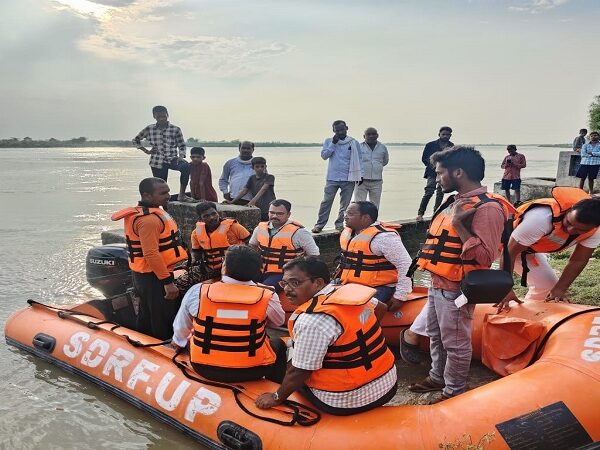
[496, 187, 600, 310]
[339, 201, 412, 306]
[171, 245, 287, 383]
[312, 120, 363, 233]
[408, 146, 513, 403]
[416, 126, 453, 222]
[218, 141, 255, 203]
[133, 106, 193, 202]
[250, 199, 320, 291]
[111, 177, 188, 340]
[255, 256, 397, 415]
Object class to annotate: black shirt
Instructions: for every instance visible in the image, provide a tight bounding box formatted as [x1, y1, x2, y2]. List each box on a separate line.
[421, 139, 454, 178]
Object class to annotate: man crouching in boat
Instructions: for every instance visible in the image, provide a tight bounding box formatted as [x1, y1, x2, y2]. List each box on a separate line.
[171, 245, 287, 383]
[112, 177, 188, 340]
[255, 256, 397, 415]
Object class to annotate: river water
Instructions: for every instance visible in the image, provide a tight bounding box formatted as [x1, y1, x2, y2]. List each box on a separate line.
[0, 145, 563, 448]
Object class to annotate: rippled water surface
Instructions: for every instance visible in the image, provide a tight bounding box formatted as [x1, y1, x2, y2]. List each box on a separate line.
[0, 145, 564, 448]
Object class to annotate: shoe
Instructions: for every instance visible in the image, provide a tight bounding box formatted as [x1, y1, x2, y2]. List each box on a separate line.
[311, 227, 322, 233]
[416, 215, 424, 222]
[399, 329, 422, 365]
[408, 375, 444, 393]
[428, 393, 452, 405]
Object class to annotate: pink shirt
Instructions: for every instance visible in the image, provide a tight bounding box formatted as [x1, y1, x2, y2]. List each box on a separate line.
[501, 152, 526, 180]
[431, 186, 505, 292]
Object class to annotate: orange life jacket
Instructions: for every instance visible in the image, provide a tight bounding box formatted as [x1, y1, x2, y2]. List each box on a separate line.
[515, 186, 596, 254]
[111, 206, 187, 273]
[339, 223, 401, 287]
[288, 284, 395, 393]
[255, 221, 305, 273]
[416, 193, 516, 282]
[193, 218, 237, 271]
[190, 282, 276, 369]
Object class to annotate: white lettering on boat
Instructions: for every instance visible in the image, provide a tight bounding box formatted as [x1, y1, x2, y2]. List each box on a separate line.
[81, 339, 110, 368]
[581, 316, 600, 362]
[63, 331, 90, 358]
[102, 348, 134, 382]
[155, 372, 191, 411]
[184, 387, 222, 421]
[127, 359, 159, 391]
[62, 332, 222, 416]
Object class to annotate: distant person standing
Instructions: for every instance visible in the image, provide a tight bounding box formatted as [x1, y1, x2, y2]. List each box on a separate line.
[501, 145, 527, 206]
[573, 129, 588, 153]
[313, 120, 363, 233]
[133, 106, 193, 202]
[576, 131, 600, 193]
[416, 127, 453, 221]
[219, 141, 255, 204]
[189, 147, 218, 202]
[354, 128, 389, 208]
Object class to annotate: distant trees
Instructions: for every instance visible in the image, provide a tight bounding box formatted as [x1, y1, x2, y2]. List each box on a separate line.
[589, 95, 600, 132]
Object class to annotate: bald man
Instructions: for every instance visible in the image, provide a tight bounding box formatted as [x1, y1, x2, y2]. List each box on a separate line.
[353, 127, 389, 208]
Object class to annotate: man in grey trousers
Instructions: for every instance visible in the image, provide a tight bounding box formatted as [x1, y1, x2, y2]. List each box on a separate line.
[312, 120, 363, 233]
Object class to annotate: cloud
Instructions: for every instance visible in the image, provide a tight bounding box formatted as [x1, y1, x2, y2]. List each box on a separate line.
[508, 0, 570, 13]
[50, 0, 292, 77]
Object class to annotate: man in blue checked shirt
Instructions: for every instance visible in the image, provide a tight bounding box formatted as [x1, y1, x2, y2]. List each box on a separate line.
[576, 131, 600, 193]
[133, 105, 193, 202]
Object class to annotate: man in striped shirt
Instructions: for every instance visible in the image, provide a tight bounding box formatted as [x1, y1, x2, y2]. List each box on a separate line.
[133, 105, 193, 202]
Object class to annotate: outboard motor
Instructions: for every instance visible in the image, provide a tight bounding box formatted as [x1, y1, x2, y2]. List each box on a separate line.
[86, 244, 132, 298]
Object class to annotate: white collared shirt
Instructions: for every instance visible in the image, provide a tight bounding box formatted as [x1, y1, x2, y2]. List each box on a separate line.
[171, 275, 285, 347]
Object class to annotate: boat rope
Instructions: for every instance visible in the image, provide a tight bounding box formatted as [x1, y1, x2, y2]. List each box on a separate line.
[529, 306, 600, 364]
[171, 347, 321, 427]
[26, 299, 321, 427]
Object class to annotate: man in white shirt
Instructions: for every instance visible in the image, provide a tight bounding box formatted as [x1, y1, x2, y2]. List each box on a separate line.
[172, 245, 286, 382]
[353, 128, 389, 208]
[255, 257, 397, 415]
[496, 193, 600, 311]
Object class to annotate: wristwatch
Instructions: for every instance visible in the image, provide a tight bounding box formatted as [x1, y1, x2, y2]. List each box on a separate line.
[272, 391, 280, 402]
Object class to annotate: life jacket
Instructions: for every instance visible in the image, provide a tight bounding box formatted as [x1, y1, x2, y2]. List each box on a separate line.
[288, 284, 395, 393]
[190, 282, 276, 369]
[514, 186, 596, 286]
[255, 221, 305, 273]
[193, 218, 237, 271]
[111, 206, 187, 273]
[415, 193, 516, 282]
[339, 223, 401, 287]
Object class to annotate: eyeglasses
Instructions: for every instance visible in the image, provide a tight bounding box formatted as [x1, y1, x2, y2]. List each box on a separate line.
[278, 278, 312, 289]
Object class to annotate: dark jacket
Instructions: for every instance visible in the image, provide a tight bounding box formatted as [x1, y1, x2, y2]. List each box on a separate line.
[421, 139, 453, 178]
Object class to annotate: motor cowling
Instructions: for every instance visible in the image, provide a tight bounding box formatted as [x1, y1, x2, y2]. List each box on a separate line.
[86, 244, 132, 297]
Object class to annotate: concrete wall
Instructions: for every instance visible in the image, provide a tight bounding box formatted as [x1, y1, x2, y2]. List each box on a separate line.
[493, 177, 555, 202]
[101, 201, 431, 268]
[555, 151, 600, 193]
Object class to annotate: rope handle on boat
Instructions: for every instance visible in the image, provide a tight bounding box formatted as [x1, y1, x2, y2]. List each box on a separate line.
[171, 348, 321, 427]
[27, 299, 171, 348]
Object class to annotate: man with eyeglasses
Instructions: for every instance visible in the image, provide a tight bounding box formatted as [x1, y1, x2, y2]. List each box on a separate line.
[496, 188, 600, 311]
[249, 199, 320, 291]
[255, 256, 397, 415]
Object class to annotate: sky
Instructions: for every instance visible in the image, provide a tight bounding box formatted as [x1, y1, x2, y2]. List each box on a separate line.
[0, 0, 598, 144]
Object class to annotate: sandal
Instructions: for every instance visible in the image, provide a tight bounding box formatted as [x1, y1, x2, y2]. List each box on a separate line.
[408, 375, 444, 393]
[399, 328, 422, 365]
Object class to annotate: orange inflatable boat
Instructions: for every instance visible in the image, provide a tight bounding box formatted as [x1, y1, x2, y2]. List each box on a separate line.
[5, 293, 600, 449]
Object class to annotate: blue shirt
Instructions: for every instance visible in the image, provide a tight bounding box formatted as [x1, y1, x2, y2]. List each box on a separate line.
[321, 137, 362, 181]
[218, 157, 254, 200]
[580, 142, 600, 166]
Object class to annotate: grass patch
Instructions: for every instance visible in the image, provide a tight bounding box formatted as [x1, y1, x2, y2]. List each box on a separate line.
[513, 248, 600, 307]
